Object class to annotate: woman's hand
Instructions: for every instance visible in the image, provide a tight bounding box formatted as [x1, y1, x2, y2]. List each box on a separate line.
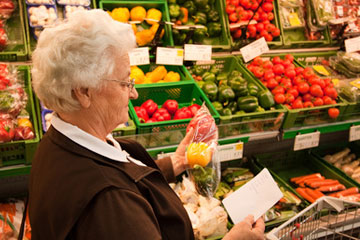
[170, 127, 194, 176]
[223, 215, 265, 240]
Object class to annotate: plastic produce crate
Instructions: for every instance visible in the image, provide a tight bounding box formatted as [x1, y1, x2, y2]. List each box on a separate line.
[191, 55, 286, 136]
[0, 0, 28, 61]
[0, 66, 40, 167]
[311, 141, 360, 188]
[129, 81, 219, 134]
[99, 1, 174, 47]
[254, 150, 358, 200]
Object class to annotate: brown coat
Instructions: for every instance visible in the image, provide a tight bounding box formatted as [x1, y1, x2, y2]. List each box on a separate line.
[29, 126, 194, 240]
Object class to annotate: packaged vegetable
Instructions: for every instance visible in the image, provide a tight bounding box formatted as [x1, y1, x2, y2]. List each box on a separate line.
[279, 0, 305, 29]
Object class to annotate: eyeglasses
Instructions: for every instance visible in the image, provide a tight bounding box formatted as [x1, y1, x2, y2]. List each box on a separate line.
[104, 78, 135, 91]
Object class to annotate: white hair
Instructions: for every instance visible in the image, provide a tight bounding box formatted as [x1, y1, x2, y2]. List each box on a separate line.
[32, 9, 136, 112]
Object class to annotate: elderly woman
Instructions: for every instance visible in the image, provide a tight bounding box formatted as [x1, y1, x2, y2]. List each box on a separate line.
[29, 9, 264, 240]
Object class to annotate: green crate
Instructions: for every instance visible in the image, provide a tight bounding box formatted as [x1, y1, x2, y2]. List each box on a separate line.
[0, 0, 28, 61]
[99, 1, 174, 47]
[129, 81, 219, 134]
[311, 141, 360, 188]
[136, 64, 193, 86]
[172, 0, 231, 50]
[254, 150, 358, 197]
[191, 55, 286, 134]
[111, 116, 137, 137]
[0, 66, 40, 167]
[227, 0, 283, 50]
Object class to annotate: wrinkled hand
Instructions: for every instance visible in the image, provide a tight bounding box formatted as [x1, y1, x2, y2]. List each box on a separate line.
[223, 215, 265, 240]
[170, 127, 194, 176]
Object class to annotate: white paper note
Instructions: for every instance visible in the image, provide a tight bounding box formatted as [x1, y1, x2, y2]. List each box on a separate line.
[222, 168, 283, 224]
[184, 44, 212, 61]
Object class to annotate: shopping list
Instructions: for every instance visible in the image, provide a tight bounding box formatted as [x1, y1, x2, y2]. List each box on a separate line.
[222, 168, 283, 224]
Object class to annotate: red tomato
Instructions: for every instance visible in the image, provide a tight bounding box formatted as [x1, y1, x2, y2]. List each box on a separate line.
[303, 101, 314, 108]
[302, 93, 312, 102]
[302, 67, 315, 79]
[264, 34, 273, 41]
[274, 93, 285, 104]
[256, 23, 265, 32]
[265, 23, 276, 32]
[226, 4, 236, 14]
[280, 78, 292, 89]
[272, 86, 285, 95]
[285, 54, 294, 63]
[229, 12, 238, 22]
[285, 93, 295, 104]
[248, 24, 257, 34]
[287, 88, 299, 98]
[275, 75, 282, 82]
[253, 66, 264, 78]
[273, 64, 284, 75]
[323, 96, 333, 105]
[264, 70, 275, 81]
[313, 97, 324, 106]
[324, 86, 338, 99]
[260, 12, 268, 21]
[250, 1, 259, 10]
[240, 0, 249, 7]
[233, 29, 243, 39]
[293, 76, 304, 86]
[328, 108, 340, 119]
[253, 12, 259, 21]
[262, 2, 273, 12]
[285, 68, 296, 79]
[295, 67, 304, 75]
[231, 0, 240, 6]
[284, 104, 292, 109]
[263, 60, 273, 69]
[308, 75, 321, 86]
[310, 84, 324, 97]
[267, 78, 278, 89]
[253, 56, 263, 66]
[292, 98, 303, 109]
[271, 28, 280, 37]
[236, 6, 244, 12]
[282, 59, 292, 68]
[272, 56, 282, 65]
[267, 12, 274, 20]
[260, 29, 268, 37]
[298, 82, 310, 94]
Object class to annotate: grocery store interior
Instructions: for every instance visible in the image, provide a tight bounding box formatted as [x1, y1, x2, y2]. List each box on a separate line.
[1, 0, 360, 239]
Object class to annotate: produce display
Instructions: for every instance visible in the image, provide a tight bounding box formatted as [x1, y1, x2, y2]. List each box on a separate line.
[131, 65, 181, 84]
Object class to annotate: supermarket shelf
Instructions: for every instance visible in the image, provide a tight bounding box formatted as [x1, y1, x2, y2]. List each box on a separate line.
[232, 47, 340, 56]
[282, 119, 360, 140]
[0, 164, 31, 178]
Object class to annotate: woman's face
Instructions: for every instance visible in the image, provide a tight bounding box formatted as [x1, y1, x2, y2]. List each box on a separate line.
[92, 54, 138, 132]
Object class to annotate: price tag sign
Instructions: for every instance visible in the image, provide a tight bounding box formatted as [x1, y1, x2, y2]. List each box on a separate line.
[349, 125, 360, 142]
[128, 47, 150, 66]
[217, 142, 244, 162]
[156, 47, 184, 66]
[313, 65, 330, 76]
[294, 132, 320, 151]
[240, 37, 269, 63]
[345, 36, 360, 53]
[184, 44, 212, 61]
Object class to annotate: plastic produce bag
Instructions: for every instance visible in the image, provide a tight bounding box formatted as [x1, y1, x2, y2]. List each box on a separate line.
[185, 103, 220, 197]
[279, 0, 305, 29]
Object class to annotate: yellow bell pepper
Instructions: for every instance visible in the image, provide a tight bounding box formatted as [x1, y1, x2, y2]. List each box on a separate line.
[130, 66, 145, 84]
[143, 76, 152, 84]
[130, 6, 146, 22]
[17, 118, 33, 130]
[135, 29, 154, 46]
[111, 8, 130, 22]
[148, 66, 167, 83]
[186, 142, 212, 168]
[164, 71, 180, 82]
[150, 23, 164, 39]
[146, 8, 162, 25]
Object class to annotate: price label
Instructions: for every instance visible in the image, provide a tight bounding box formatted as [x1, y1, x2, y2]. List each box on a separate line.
[196, 60, 216, 65]
[217, 142, 243, 162]
[349, 125, 360, 142]
[240, 37, 269, 63]
[156, 47, 184, 66]
[294, 132, 320, 151]
[332, 78, 340, 86]
[345, 36, 360, 53]
[128, 47, 150, 66]
[313, 65, 330, 76]
[336, 6, 344, 17]
[184, 44, 212, 61]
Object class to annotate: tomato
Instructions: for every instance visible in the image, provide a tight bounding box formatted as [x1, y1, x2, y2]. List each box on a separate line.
[308, 75, 321, 86]
[260, 29, 268, 37]
[262, 2, 273, 12]
[272, 86, 285, 95]
[240, 0, 249, 7]
[274, 93, 285, 104]
[285, 93, 295, 104]
[267, 78, 278, 89]
[323, 96, 333, 105]
[256, 23, 265, 32]
[253, 56, 263, 66]
[239, 10, 249, 20]
[285, 68, 296, 79]
[226, 4, 236, 14]
[328, 108, 340, 119]
[298, 82, 310, 94]
[236, 6, 244, 12]
[253, 66, 264, 78]
[275, 76, 282, 82]
[310, 84, 323, 97]
[302, 67, 315, 79]
[284, 104, 292, 109]
[295, 67, 304, 75]
[271, 28, 280, 37]
[303, 101, 314, 108]
[272, 56, 282, 65]
[253, 12, 259, 21]
[318, 79, 326, 89]
[292, 98, 303, 109]
[231, 0, 240, 6]
[229, 12, 238, 22]
[285, 54, 294, 63]
[293, 76, 304, 86]
[264, 70, 275, 81]
[280, 78, 292, 89]
[263, 60, 273, 69]
[264, 34, 273, 41]
[267, 12, 274, 21]
[324, 86, 338, 99]
[287, 88, 299, 98]
[248, 24, 257, 34]
[313, 97, 324, 106]
[265, 23, 276, 32]
[246, 10, 253, 19]
[250, 1, 259, 10]
[260, 12, 268, 21]
[233, 29, 243, 39]
[273, 64, 284, 75]
[282, 59, 292, 68]
[302, 93, 312, 102]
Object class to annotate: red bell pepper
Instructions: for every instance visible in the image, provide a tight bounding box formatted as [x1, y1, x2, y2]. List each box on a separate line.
[152, 108, 171, 121]
[174, 107, 192, 120]
[0, 122, 14, 143]
[141, 99, 158, 117]
[188, 103, 201, 117]
[134, 106, 149, 123]
[162, 99, 178, 115]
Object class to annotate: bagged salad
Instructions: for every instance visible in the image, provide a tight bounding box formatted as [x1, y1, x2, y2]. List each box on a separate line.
[185, 103, 220, 197]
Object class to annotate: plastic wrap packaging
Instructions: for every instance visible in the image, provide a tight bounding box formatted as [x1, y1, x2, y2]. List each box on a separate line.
[279, 0, 306, 29]
[335, 78, 360, 102]
[311, 0, 335, 26]
[185, 103, 220, 197]
[330, 52, 360, 79]
[0, 0, 16, 21]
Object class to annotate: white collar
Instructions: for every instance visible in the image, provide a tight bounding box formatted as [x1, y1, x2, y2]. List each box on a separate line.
[51, 114, 145, 166]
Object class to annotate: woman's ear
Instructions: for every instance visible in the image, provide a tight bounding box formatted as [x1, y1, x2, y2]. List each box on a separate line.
[72, 87, 91, 108]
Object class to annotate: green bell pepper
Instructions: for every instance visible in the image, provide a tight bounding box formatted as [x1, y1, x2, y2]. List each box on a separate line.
[237, 96, 259, 112]
[235, 110, 246, 115]
[247, 82, 259, 96]
[207, 22, 221, 37]
[194, 12, 207, 25]
[208, 9, 220, 22]
[193, 27, 207, 43]
[229, 70, 242, 79]
[212, 101, 223, 113]
[183, 1, 196, 16]
[197, 80, 205, 89]
[169, 4, 181, 18]
[216, 72, 228, 83]
[193, 65, 205, 76]
[255, 106, 265, 112]
[228, 78, 248, 97]
[198, 4, 211, 13]
[194, 0, 208, 8]
[221, 108, 232, 116]
[228, 101, 238, 113]
[202, 81, 218, 101]
[202, 72, 216, 82]
[258, 90, 275, 109]
[218, 86, 235, 105]
[218, 79, 228, 87]
[209, 65, 220, 75]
